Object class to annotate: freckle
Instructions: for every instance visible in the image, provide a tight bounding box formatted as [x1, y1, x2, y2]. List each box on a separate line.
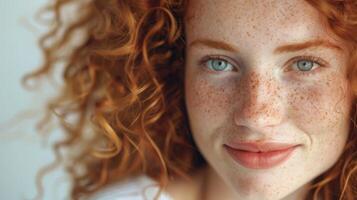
[195, 90, 199, 96]
[204, 108, 211, 114]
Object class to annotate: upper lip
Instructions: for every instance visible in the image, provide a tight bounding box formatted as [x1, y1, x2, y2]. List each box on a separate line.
[224, 141, 299, 152]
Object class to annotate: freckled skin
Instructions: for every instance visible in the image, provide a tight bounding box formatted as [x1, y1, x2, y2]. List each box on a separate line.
[183, 0, 354, 200]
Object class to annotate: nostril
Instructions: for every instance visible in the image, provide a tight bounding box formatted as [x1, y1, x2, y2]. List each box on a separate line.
[234, 102, 284, 130]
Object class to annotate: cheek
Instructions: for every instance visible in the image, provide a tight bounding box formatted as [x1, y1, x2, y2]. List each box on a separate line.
[186, 77, 237, 117]
[287, 74, 352, 132]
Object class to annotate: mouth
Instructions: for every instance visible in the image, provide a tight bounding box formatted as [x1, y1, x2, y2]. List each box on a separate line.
[223, 142, 300, 169]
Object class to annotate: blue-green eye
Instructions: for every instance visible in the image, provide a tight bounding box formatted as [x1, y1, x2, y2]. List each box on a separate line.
[295, 60, 314, 71]
[287, 56, 325, 76]
[206, 58, 234, 72]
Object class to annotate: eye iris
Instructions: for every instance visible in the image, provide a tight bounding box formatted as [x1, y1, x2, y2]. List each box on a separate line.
[211, 59, 228, 71]
[297, 60, 313, 71]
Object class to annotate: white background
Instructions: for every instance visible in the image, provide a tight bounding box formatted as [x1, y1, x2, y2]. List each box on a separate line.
[0, 0, 70, 199]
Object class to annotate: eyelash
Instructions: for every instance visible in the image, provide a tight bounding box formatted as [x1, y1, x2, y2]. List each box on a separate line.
[199, 55, 326, 77]
[199, 55, 237, 72]
[286, 55, 325, 77]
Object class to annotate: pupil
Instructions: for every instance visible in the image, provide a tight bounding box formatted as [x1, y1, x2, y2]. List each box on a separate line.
[213, 60, 226, 70]
[298, 60, 312, 71]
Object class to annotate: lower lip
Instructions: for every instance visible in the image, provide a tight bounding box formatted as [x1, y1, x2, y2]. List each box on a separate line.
[224, 145, 298, 169]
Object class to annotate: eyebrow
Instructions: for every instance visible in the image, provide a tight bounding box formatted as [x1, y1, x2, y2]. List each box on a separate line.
[188, 38, 343, 53]
[188, 39, 239, 52]
[274, 39, 342, 53]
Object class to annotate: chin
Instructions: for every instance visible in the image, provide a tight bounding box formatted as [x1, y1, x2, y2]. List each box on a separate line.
[227, 175, 305, 200]
[233, 187, 292, 200]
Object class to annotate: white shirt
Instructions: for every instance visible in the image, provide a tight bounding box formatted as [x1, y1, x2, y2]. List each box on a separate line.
[87, 176, 173, 200]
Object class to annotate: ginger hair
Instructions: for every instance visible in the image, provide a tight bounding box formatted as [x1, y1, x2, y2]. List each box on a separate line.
[24, 0, 357, 199]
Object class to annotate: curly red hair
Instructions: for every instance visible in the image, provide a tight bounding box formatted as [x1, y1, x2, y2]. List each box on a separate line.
[25, 0, 357, 199]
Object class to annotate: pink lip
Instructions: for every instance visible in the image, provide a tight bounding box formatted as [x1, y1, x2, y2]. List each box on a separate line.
[224, 142, 299, 169]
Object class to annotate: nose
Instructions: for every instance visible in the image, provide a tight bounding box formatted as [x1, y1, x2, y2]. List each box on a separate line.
[234, 71, 285, 131]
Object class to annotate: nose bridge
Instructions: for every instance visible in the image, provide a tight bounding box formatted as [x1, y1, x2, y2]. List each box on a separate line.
[235, 71, 284, 129]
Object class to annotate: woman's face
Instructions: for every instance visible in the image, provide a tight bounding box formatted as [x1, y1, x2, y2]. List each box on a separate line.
[184, 0, 353, 199]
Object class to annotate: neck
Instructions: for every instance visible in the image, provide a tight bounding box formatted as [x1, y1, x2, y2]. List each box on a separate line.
[165, 167, 207, 200]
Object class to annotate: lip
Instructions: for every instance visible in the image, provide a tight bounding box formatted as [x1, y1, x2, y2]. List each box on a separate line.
[224, 142, 299, 169]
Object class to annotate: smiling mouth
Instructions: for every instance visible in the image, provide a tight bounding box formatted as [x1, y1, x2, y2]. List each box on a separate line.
[223, 142, 300, 169]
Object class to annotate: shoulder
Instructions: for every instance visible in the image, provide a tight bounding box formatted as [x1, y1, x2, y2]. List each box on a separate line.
[87, 175, 173, 200]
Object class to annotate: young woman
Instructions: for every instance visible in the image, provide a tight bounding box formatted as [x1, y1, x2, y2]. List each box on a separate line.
[27, 0, 357, 199]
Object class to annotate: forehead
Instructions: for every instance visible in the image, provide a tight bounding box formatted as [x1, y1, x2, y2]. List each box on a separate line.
[185, 0, 336, 47]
